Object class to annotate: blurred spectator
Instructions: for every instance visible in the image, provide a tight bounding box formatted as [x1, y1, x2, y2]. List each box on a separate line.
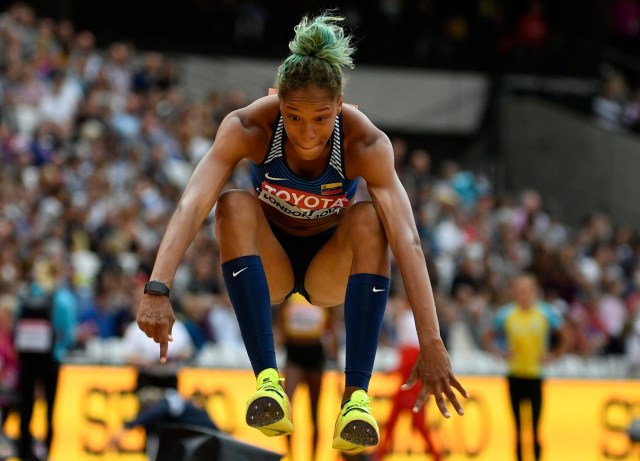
[483, 273, 571, 461]
[172, 235, 222, 348]
[132, 52, 166, 94]
[0, 293, 19, 428]
[622, 88, 640, 132]
[534, 243, 582, 304]
[449, 279, 492, 351]
[578, 241, 616, 287]
[110, 92, 143, 140]
[15, 256, 77, 461]
[54, 19, 74, 64]
[101, 41, 133, 111]
[592, 71, 628, 130]
[598, 276, 627, 354]
[206, 290, 243, 349]
[512, 189, 550, 245]
[67, 30, 102, 85]
[450, 252, 482, 298]
[7, 61, 46, 138]
[390, 137, 409, 176]
[274, 293, 337, 461]
[568, 290, 609, 356]
[38, 67, 83, 138]
[625, 308, 640, 377]
[0, 3, 37, 64]
[76, 270, 134, 347]
[402, 148, 432, 202]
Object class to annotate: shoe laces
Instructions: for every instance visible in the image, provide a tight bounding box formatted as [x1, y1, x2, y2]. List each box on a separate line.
[259, 377, 286, 395]
[343, 392, 373, 415]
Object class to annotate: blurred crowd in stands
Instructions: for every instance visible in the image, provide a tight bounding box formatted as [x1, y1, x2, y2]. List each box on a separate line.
[592, 66, 640, 133]
[2, 1, 640, 387]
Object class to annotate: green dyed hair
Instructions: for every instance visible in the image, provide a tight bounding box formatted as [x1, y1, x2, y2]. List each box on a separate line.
[275, 12, 355, 98]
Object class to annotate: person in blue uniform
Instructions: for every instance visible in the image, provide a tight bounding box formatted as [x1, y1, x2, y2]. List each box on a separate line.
[16, 258, 77, 461]
[136, 10, 467, 453]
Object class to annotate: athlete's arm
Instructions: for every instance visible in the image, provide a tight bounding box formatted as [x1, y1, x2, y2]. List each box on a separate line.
[148, 112, 259, 285]
[345, 110, 468, 417]
[137, 101, 272, 362]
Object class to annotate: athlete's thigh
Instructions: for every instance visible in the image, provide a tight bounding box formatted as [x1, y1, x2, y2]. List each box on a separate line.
[217, 190, 295, 302]
[303, 224, 352, 307]
[253, 211, 295, 303]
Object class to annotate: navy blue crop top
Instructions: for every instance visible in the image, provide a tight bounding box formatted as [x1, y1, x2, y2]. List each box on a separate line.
[250, 113, 360, 220]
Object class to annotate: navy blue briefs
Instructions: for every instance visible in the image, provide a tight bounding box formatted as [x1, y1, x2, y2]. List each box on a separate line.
[268, 222, 337, 301]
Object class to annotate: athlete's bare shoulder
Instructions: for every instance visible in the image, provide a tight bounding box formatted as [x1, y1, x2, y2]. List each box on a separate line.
[341, 103, 393, 179]
[217, 94, 281, 163]
[232, 93, 280, 131]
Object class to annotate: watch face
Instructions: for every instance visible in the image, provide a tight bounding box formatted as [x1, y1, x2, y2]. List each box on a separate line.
[148, 281, 164, 292]
[146, 281, 169, 295]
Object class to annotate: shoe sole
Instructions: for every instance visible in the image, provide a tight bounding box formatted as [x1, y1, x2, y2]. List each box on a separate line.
[246, 396, 285, 428]
[338, 420, 379, 449]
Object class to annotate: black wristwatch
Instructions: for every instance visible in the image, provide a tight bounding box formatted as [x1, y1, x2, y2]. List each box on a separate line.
[144, 280, 171, 297]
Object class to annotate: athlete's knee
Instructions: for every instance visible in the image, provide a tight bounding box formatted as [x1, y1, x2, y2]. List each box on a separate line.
[215, 189, 257, 221]
[347, 201, 387, 244]
[214, 190, 260, 238]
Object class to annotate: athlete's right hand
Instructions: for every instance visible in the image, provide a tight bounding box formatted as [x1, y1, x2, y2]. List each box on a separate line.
[136, 294, 176, 363]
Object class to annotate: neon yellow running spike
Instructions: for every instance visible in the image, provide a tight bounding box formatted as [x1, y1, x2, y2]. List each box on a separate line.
[332, 389, 379, 452]
[245, 368, 293, 437]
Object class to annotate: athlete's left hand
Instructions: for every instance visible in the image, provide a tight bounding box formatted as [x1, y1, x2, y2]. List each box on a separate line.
[401, 338, 468, 417]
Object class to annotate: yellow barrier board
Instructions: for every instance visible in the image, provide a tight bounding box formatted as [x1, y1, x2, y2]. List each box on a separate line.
[4, 366, 640, 461]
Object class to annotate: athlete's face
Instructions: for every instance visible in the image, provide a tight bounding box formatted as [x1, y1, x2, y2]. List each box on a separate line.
[279, 86, 342, 161]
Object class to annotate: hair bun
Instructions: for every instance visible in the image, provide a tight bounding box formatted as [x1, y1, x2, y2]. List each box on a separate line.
[275, 11, 356, 96]
[288, 13, 354, 68]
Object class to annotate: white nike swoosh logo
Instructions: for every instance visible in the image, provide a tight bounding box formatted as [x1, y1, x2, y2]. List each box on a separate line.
[265, 172, 287, 181]
[233, 267, 248, 277]
[373, 287, 385, 292]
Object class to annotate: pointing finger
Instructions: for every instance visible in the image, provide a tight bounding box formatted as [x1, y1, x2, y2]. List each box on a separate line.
[159, 341, 169, 364]
[156, 328, 172, 363]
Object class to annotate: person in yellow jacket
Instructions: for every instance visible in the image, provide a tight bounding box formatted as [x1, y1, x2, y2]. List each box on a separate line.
[483, 273, 571, 461]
